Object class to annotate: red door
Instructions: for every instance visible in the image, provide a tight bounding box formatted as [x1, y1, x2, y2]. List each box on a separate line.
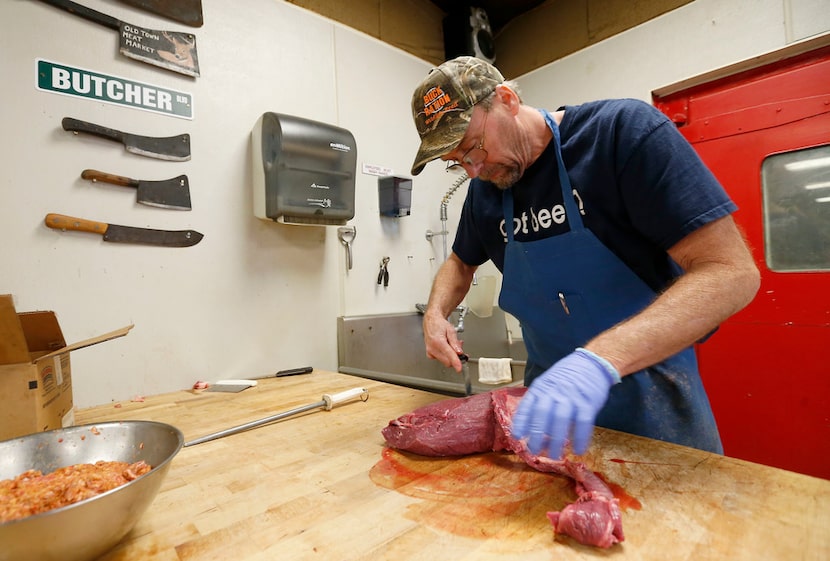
[653, 37, 830, 479]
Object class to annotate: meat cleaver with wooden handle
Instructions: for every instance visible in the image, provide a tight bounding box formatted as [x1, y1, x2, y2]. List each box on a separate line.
[81, 169, 192, 210]
[62, 117, 191, 161]
[45, 213, 203, 247]
[35, 0, 200, 77]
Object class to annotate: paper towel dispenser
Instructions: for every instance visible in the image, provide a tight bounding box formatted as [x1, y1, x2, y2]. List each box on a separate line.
[252, 112, 357, 226]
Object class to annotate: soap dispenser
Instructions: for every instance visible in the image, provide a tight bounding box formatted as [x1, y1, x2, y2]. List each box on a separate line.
[378, 176, 412, 217]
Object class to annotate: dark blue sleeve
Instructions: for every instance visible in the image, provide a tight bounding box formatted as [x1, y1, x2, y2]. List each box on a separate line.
[611, 101, 736, 250]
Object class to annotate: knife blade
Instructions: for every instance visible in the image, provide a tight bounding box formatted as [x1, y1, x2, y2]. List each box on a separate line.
[459, 353, 472, 396]
[81, 169, 192, 210]
[35, 0, 200, 77]
[62, 117, 191, 161]
[45, 213, 203, 247]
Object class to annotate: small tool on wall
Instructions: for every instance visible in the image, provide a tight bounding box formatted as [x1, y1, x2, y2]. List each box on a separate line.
[337, 226, 356, 270]
[377, 257, 389, 287]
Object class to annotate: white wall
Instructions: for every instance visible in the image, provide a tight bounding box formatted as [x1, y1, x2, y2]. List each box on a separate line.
[0, 0, 441, 408]
[2, 0, 827, 410]
[517, 0, 830, 105]
[333, 27, 470, 317]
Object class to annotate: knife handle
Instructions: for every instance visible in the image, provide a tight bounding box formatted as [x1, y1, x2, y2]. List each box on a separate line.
[45, 213, 108, 235]
[36, 0, 121, 31]
[63, 117, 125, 144]
[81, 169, 139, 189]
[275, 366, 313, 377]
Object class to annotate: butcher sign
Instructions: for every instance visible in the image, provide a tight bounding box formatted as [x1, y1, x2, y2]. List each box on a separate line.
[36, 59, 194, 120]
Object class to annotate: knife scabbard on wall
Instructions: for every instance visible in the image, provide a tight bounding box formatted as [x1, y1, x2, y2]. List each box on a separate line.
[252, 112, 357, 226]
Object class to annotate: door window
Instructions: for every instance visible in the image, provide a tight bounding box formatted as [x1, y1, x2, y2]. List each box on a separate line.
[762, 144, 830, 272]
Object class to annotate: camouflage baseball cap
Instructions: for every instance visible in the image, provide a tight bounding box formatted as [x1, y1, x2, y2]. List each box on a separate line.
[410, 56, 504, 175]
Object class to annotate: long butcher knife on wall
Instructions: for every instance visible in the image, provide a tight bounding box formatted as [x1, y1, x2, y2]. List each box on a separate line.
[34, 0, 200, 77]
[45, 213, 203, 247]
[117, 0, 203, 27]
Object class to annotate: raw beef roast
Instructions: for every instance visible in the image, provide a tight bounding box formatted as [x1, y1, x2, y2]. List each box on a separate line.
[381, 387, 523, 456]
[381, 387, 624, 548]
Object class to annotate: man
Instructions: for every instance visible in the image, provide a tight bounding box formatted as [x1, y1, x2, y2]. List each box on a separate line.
[410, 56, 760, 459]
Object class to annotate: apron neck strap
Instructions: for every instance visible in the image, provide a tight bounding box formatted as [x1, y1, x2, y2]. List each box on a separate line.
[503, 187, 515, 241]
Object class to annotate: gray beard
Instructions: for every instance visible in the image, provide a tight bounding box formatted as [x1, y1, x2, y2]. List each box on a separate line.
[489, 165, 522, 190]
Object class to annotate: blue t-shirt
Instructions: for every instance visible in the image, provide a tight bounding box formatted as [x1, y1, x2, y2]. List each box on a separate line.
[452, 99, 737, 292]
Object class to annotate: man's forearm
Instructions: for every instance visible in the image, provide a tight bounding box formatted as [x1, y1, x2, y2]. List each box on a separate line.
[585, 264, 756, 376]
[585, 217, 760, 376]
[426, 253, 476, 318]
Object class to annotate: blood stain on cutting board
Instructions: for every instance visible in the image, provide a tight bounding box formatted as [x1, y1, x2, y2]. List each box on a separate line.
[370, 447, 574, 540]
[594, 471, 643, 511]
[370, 448, 642, 542]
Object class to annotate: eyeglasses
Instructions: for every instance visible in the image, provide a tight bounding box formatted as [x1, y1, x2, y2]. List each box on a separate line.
[446, 109, 489, 172]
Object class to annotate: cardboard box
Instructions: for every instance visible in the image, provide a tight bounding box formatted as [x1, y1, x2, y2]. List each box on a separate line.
[0, 294, 132, 441]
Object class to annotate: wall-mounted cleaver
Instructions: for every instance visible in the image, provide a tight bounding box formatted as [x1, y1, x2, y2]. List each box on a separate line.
[45, 213, 203, 247]
[35, 0, 200, 77]
[62, 117, 191, 161]
[81, 169, 192, 210]
[116, 0, 203, 28]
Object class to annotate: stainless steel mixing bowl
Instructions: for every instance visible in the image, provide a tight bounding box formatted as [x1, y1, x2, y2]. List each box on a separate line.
[0, 420, 183, 561]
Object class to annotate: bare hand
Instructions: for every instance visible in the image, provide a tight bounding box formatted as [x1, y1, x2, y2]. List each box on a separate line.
[423, 312, 464, 372]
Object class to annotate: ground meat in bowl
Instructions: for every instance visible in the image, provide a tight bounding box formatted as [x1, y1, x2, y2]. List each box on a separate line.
[0, 460, 152, 523]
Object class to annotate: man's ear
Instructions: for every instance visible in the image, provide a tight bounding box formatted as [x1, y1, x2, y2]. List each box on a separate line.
[495, 84, 520, 114]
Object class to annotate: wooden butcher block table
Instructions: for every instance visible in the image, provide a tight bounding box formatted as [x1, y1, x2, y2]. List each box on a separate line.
[74, 370, 829, 560]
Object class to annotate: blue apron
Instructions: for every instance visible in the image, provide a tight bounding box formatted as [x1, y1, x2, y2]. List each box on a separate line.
[497, 110, 723, 453]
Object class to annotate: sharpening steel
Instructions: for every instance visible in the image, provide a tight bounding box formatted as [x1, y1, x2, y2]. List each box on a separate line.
[184, 387, 368, 446]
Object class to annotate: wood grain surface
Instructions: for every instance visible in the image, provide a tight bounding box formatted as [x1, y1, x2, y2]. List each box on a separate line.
[73, 370, 830, 560]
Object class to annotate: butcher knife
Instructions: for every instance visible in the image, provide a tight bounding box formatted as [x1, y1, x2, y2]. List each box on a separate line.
[116, 0, 203, 27]
[81, 169, 192, 210]
[34, 0, 200, 77]
[206, 379, 258, 393]
[204, 367, 313, 392]
[63, 117, 191, 161]
[45, 213, 203, 247]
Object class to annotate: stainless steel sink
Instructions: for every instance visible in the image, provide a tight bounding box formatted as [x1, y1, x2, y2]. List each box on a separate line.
[337, 307, 526, 396]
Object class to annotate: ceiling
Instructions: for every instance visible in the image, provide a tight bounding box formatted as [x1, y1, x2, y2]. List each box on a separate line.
[428, 1, 546, 34]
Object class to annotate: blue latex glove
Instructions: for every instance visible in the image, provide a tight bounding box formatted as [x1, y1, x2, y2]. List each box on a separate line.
[511, 348, 621, 458]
